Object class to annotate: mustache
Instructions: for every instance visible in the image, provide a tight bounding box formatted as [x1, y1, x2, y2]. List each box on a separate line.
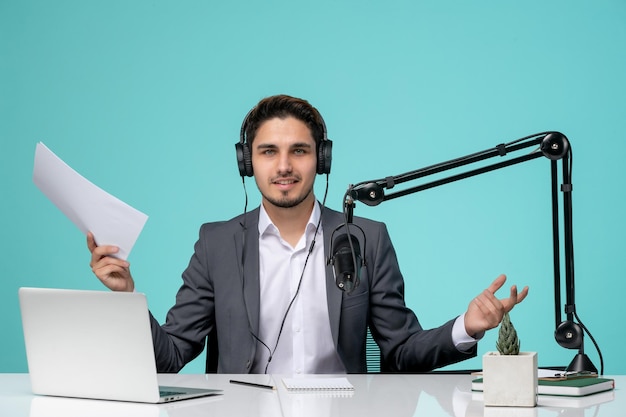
[270, 174, 301, 183]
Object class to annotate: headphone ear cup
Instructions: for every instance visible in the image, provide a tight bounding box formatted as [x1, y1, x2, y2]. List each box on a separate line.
[317, 139, 333, 175]
[235, 142, 253, 177]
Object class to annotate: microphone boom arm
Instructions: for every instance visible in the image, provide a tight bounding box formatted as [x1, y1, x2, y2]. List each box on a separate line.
[349, 133, 558, 206]
[378, 151, 543, 204]
[346, 131, 600, 374]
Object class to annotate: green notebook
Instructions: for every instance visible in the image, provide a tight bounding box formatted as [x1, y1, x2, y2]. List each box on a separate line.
[472, 377, 615, 397]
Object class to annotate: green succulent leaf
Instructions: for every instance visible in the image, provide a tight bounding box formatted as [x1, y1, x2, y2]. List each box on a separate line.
[496, 312, 520, 355]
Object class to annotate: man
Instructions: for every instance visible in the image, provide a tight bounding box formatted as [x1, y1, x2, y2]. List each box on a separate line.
[88, 94, 528, 374]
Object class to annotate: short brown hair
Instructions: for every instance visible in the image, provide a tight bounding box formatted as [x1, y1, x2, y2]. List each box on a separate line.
[242, 95, 325, 147]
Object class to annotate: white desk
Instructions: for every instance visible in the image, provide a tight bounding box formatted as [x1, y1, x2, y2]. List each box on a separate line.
[0, 373, 622, 417]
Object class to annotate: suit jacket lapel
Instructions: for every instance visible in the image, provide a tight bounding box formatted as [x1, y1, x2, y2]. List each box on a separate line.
[236, 208, 261, 336]
[322, 207, 344, 347]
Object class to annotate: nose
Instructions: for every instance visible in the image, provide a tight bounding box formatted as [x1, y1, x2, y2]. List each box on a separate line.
[276, 152, 293, 173]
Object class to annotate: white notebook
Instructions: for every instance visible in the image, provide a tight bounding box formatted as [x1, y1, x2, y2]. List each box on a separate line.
[282, 377, 354, 391]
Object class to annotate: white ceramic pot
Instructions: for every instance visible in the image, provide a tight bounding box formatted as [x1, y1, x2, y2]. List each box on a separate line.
[482, 351, 538, 407]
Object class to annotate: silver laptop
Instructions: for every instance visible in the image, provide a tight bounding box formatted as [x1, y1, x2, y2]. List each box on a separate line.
[19, 287, 221, 403]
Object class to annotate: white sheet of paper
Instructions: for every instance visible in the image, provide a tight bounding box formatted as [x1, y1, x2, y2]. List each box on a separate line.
[32, 142, 148, 260]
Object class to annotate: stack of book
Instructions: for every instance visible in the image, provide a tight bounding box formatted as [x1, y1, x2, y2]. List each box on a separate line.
[472, 373, 615, 408]
[472, 375, 614, 397]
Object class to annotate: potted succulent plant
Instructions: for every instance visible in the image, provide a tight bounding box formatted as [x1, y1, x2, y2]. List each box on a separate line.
[482, 312, 537, 407]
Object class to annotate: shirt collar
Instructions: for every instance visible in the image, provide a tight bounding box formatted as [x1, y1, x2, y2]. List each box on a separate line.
[258, 202, 322, 238]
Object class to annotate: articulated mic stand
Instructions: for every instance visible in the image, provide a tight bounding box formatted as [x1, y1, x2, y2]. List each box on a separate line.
[344, 132, 600, 374]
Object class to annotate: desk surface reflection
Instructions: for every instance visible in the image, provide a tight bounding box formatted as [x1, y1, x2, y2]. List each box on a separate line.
[0, 373, 622, 417]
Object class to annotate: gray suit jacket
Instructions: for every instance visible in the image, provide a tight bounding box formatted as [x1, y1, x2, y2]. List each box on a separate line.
[150, 205, 475, 373]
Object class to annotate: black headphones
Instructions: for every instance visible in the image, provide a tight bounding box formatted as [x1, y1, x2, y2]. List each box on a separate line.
[235, 108, 333, 177]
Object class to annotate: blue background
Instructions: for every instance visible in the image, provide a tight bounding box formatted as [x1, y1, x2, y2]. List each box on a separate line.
[2, 1, 624, 374]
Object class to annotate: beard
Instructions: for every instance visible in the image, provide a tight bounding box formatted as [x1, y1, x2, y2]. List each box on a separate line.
[261, 186, 313, 209]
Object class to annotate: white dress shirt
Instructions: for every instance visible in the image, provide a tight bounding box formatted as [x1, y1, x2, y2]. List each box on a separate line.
[251, 203, 479, 374]
[252, 203, 345, 374]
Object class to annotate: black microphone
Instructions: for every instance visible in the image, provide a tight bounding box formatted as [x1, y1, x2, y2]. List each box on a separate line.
[329, 232, 362, 293]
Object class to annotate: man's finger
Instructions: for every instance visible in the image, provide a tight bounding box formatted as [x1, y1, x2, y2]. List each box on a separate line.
[503, 285, 530, 312]
[86, 232, 96, 252]
[486, 274, 507, 294]
[517, 286, 529, 303]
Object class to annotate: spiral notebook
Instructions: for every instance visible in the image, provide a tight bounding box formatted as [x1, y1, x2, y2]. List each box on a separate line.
[282, 377, 354, 391]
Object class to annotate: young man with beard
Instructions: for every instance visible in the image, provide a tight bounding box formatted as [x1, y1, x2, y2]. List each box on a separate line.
[87, 94, 528, 374]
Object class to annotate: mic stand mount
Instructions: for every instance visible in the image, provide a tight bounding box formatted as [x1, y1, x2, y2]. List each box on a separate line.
[345, 131, 599, 374]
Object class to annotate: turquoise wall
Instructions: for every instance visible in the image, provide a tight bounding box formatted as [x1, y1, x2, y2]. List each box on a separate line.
[2, 1, 625, 374]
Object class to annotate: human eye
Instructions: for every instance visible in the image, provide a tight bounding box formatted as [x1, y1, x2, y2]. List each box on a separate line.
[293, 145, 311, 155]
[256, 145, 276, 156]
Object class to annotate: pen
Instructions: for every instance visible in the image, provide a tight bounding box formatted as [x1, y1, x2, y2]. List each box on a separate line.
[229, 379, 276, 390]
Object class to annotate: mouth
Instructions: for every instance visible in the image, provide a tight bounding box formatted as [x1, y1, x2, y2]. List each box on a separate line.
[273, 178, 298, 185]
[272, 177, 299, 190]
